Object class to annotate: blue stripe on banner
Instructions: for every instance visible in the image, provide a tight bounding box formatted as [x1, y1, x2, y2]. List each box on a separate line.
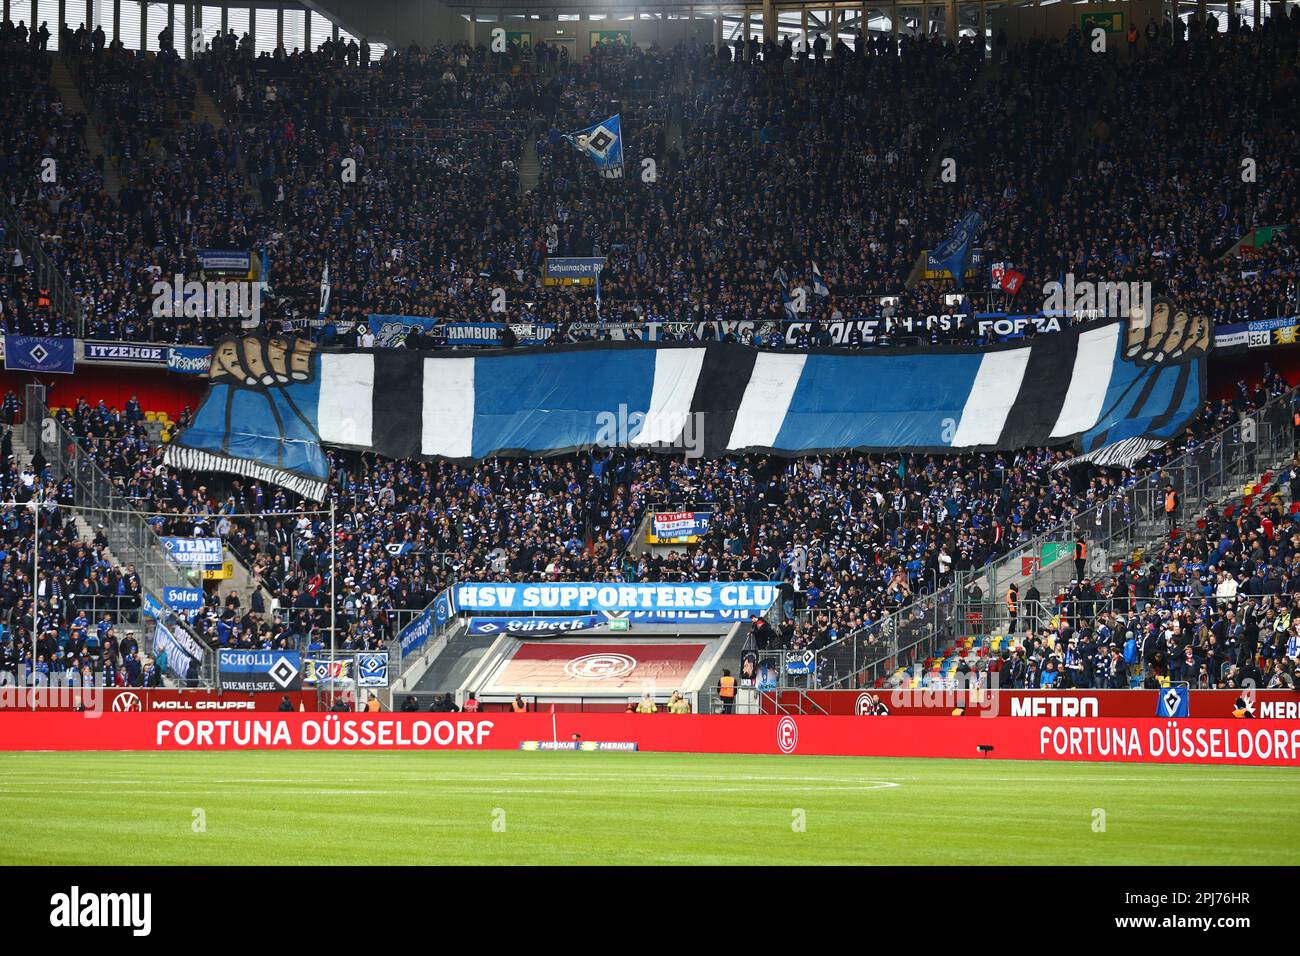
[772, 353, 984, 450]
[172, 357, 325, 480]
[1081, 344, 1192, 450]
[470, 350, 658, 455]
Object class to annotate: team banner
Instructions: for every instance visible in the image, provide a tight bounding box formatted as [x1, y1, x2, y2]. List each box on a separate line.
[544, 257, 606, 283]
[161, 537, 223, 565]
[368, 316, 555, 348]
[620, 609, 753, 623]
[467, 615, 605, 636]
[82, 341, 169, 364]
[432, 590, 453, 628]
[441, 322, 555, 347]
[168, 346, 214, 375]
[162, 586, 204, 609]
[218, 649, 302, 692]
[151, 621, 204, 681]
[398, 609, 434, 657]
[452, 582, 779, 614]
[4, 335, 74, 373]
[1213, 316, 1300, 352]
[648, 511, 712, 544]
[369, 314, 442, 348]
[142, 592, 165, 621]
[564, 115, 623, 179]
[356, 652, 389, 688]
[302, 658, 353, 684]
[165, 319, 1208, 500]
[198, 249, 252, 273]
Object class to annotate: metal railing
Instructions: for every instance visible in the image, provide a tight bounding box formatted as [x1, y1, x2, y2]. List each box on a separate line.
[23, 383, 217, 684]
[814, 385, 1299, 690]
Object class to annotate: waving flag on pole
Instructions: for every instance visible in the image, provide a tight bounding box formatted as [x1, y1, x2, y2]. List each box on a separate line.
[812, 262, 830, 298]
[318, 265, 331, 320]
[781, 288, 798, 319]
[931, 211, 983, 290]
[564, 115, 624, 180]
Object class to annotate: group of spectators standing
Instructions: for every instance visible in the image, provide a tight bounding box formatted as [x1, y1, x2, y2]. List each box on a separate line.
[2, 14, 1297, 349]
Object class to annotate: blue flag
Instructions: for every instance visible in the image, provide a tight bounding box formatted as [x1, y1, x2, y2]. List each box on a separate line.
[812, 262, 830, 298]
[1156, 685, 1189, 718]
[931, 211, 983, 289]
[564, 115, 624, 180]
[4, 336, 74, 374]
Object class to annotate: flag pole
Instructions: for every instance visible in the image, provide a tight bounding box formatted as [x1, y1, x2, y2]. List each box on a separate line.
[31, 493, 39, 689]
[329, 497, 336, 665]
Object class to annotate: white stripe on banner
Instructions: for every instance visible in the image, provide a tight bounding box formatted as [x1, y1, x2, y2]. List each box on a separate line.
[631, 348, 706, 446]
[422, 357, 475, 457]
[318, 353, 375, 447]
[951, 347, 1032, 447]
[1050, 323, 1121, 438]
[727, 353, 807, 449]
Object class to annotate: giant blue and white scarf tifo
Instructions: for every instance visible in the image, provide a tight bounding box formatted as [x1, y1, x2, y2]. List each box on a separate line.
[165, 319, 1206, 501]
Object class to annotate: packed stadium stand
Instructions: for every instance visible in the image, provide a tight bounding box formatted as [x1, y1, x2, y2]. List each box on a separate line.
[0, 0, 1298, 712]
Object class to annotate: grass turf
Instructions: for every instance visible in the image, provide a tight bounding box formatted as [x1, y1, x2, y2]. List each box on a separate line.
[0, 751, 1296, 865]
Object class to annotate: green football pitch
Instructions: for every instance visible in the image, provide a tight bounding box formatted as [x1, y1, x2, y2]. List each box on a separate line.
[1, 751, 1296, 865]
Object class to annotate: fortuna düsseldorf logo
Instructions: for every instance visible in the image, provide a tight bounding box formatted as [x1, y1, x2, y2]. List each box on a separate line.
[777, 716, 798, 754]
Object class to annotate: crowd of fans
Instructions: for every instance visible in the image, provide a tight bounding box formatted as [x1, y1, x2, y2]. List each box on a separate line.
[0, 357, 1280, 694]
[3, 11, 1300, 694]
[0, 420, 161, 688]
[1, 12, 1297, 349]
[949, 487, 1300, 694]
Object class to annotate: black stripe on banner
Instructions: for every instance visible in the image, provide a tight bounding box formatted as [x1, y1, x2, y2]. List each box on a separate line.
[370, 350, 424, 460]
[1143, 362, 1192, 437]
[691, 344, 759, 458]
[998, 333, 1081, 449]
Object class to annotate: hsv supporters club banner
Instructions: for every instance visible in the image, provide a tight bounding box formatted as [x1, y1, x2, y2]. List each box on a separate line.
[165, 319, 1207, 500]
[450, 582, 779, 614]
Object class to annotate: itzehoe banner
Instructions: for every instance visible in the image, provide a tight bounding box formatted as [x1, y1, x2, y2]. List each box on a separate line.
[452, 582, 780, 614]
[467, 615, 604, 636]
[218, 649, 302, 692]
[161, 537, 223, 565]
[4, 335, 74, 373]
[165, 318, 1209, 501]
